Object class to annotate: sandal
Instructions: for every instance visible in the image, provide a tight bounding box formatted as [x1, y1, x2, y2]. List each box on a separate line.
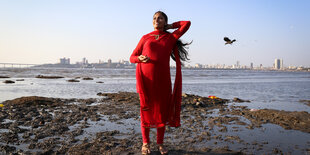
[142, 143, 151, 155]
[158, 144, 168, 155]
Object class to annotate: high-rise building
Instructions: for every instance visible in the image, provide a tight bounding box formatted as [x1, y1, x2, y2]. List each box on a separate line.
[280, 59, 283, 69]
[250, 62, 253, 69]
[274, 59, 283, 69]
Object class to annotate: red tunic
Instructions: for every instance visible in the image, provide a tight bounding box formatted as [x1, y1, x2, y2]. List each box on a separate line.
[130, 21, 191, 128]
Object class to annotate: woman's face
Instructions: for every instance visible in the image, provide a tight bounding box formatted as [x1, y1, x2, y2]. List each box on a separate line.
[153, 13, 166, 30]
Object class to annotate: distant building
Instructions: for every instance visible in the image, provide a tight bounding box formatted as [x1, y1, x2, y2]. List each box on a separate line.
[82, 58, 88, 65]
[274, 58, 283, 69]
[280, 59, 283, 69]
[107, 59, 112, 68]
[195, 63, 202, 68]
[250, 62, 253, 69]
[236, 61, 240, 68]
[60, 57, 70, 64]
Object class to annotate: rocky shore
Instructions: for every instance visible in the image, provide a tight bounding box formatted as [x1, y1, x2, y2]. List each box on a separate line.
[1, 92, 310, 154]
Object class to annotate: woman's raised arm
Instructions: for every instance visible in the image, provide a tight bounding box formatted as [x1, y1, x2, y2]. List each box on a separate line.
[171, 21, 191, 40]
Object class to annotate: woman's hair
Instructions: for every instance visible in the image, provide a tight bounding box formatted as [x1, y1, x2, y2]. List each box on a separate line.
[154, 11, 191, 65]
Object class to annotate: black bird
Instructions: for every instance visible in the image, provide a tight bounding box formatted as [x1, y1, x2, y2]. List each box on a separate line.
[224, 37, 236, 45]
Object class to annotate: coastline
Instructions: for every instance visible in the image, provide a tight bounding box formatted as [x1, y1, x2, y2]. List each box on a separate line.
[1, 92, 309, 154]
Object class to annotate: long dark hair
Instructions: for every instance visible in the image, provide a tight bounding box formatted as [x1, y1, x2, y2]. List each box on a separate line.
[154, 11, 191, 65]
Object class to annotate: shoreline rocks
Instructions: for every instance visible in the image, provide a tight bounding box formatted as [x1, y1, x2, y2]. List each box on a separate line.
[0, 92, 309, 154]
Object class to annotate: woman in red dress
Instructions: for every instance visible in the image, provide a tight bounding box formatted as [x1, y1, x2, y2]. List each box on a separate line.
[130, 11, 191, 154]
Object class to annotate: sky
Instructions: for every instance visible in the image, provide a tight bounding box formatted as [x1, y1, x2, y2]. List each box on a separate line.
[0, 0, 309, 67]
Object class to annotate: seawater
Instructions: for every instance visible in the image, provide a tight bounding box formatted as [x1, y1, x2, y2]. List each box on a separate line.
[0, 68, 309, 112]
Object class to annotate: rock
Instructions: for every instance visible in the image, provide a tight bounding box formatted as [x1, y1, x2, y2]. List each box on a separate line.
[82, 77, 93, 80]
[182, 93, 188, 97]
[233, 98, 250, 103]
[230, 108, 310, 133]
[0, 145, 16, 153]
[299, 100, 310, 106]
[96, 81, 104, 83]
[67, 79, 80, 82]
[36, 75, 64, 79]
[196, 102, 201, 106]
[16, 79, 24, 81]
[272, 148, 282, 154]
[3, 80, 15, 84]
[1, 96, 68, 107]
[0, 76, 10, 78]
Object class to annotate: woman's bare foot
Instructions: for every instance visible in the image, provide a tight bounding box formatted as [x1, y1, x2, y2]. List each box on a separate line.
[158, 144, 168, 154]
[142, 143, 151, 155]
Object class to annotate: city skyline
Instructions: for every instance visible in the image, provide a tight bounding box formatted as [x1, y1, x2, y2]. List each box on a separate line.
[0, 1, 310, 67]
[57, 57, 304, 70]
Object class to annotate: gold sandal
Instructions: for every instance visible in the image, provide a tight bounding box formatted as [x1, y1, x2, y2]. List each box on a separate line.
[158, 144, 168, 155]
[142, 143, 151, 155]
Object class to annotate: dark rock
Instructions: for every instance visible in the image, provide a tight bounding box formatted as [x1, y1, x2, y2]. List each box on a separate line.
[82, 77, 93, 80]
[233, 98, 251, 103]
[0, 76, 10, 78]
[3, 80, 15, 84]
[67, 79, 80, 82]
[1, 96, 67, 107]
[230, 108, 310, 133]
[0, 145, 16, 153]
[36, 75, 64, 79]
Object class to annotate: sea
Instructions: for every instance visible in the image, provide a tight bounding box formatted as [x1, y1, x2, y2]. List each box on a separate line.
[0, 67, 310, 154]
[0, 67, 309, 112]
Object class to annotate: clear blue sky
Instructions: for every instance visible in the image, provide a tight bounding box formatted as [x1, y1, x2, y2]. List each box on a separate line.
[0, 0, 309, 67]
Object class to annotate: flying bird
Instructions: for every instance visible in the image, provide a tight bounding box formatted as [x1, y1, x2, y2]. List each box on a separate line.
[224, 37, 236, 45]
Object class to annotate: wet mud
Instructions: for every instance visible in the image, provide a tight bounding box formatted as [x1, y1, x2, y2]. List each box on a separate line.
[0, 92, 309, 154]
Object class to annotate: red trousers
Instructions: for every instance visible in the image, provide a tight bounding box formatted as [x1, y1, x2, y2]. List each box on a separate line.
[141, 126, 165, 144]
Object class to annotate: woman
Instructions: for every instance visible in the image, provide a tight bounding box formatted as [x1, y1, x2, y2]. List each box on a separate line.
[130, 11, 191, 154]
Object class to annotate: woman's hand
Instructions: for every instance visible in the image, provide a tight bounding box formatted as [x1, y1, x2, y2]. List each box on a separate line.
[164, 24, 173, 30]
[138, 55, 150, 63]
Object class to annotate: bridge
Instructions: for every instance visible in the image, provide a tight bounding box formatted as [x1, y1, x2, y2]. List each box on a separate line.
[0, 63, 39, 68]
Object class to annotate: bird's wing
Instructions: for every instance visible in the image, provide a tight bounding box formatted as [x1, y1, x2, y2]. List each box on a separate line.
[224, 37, 231, 42]
[231, 39, 236, 43]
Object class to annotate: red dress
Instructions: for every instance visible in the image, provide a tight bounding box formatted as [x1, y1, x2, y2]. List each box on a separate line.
[130, 21, 191, 128]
